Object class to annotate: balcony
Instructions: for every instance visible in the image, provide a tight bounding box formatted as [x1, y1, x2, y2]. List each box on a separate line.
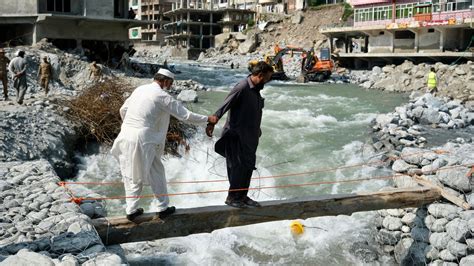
[414, 13, 432, 22]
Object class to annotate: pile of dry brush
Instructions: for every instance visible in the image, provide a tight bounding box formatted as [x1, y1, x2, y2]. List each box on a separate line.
[65, 79, 195, 155]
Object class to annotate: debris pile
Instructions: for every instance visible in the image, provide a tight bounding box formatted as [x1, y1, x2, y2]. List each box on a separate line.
[65, 79, 195, 155]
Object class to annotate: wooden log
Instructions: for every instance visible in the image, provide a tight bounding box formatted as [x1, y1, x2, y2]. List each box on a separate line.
[92, 187, 441, 245]
[412, 175, 471, 210]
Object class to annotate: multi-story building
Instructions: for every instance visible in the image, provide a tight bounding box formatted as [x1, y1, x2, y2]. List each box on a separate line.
[129, 0, 143, 40]
[141, 0, 173, 42]
[164, 0, 255, 51]
[321, 0, 474, 67]
[0, 0, 148, 48]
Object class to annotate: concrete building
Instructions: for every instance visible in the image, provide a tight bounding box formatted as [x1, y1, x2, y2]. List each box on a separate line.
[128, 0, 173, 42]
[129, 0, 143, 40]
[164, 0, 255, 51]
[321, 0, 474, 67]
[0, 0, 148, 48]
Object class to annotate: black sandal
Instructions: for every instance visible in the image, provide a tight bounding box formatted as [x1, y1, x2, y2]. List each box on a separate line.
[158, 206, 176, 218]
[126, 208, 144, 221]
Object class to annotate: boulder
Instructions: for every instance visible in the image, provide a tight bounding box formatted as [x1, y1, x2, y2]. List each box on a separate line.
[50, 231, 101, 254]
[420, 109, 441, 124]
[382, 216, 403, 231]
[447, 240, 467, 257]
[428, 218, 448, 232]
[177, 90, 198, 103]
[438, 249, 457, 261]
[436, 166, 472, 192]
[372, 66, 382, 74]
[425, 245, 439, 261]
[394, 238, 427, 265]
[401, 213, 417, 227]
[460, 255, 474, 266]
[0, 249, 55, 265]
[238, 34, 258, 55]
[392, 159, 418, 173]
[411, 106, 424, 119]
[376, 229, 401, 245]
[446, 218, 470, 242]
[401, 147, 425, 165]
[234, 32, 247, 41]
[214, 33, 231, 48]
[429, 232, 451, 249]
[428, 203, 461, 219]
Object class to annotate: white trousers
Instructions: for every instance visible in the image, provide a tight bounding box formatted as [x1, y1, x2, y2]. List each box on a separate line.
[123, 155, 170, 215]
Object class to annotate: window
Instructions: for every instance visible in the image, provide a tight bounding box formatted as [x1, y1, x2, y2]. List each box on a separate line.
[374, 6, 391, 21]
[428, 28, 435, 33]
[414, 4, 431, 15]
[396, 4, 414, 19]
[47, 0, 71, 13]
[354, 8, 374, 22]
[132, 0, 138, 5]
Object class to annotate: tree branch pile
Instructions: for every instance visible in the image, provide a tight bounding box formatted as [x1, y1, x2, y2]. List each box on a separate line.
[65, 79, 194, 155]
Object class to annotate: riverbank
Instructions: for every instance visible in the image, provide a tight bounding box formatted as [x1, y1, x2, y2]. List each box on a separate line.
[0, 43, 214, 265]
[368, 93, 474, 265]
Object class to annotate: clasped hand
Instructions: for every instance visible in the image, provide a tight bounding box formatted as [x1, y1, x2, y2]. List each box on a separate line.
[206, 115, 218, 137]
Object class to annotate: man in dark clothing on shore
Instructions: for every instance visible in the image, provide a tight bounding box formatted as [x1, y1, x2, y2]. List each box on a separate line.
[206, 61, 274, 208]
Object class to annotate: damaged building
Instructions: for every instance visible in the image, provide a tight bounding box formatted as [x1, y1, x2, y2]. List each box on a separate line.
[164, 0, 255, 58]
[0, 0, 149, 62]
[321, 0, 474, 67]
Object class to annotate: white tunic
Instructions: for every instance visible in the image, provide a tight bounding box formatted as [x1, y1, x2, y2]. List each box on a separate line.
[111, 82, 207, 184]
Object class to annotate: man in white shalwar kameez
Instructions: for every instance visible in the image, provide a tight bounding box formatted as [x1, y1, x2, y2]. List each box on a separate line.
[111, 69, 218, 221]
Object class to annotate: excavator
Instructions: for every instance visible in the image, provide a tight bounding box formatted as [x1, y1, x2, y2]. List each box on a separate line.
[299, 47, 334, 82]
[248, 45, 305, 81]
[248, 45, 334, 82]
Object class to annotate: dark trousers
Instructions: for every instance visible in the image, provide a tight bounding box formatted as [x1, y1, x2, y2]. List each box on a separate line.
[226, 160, 253, 201]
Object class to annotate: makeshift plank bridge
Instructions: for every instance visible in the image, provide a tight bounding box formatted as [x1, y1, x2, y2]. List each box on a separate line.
[92, 185, 454, 245]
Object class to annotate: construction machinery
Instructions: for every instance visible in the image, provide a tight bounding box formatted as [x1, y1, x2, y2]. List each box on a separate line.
[299, 47, 335, 82]
[248, 45, 305, 81]
[248, 45, 335, 82]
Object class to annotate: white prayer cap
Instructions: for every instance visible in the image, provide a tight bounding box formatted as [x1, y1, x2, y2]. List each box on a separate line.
[157, 68, 175, 80]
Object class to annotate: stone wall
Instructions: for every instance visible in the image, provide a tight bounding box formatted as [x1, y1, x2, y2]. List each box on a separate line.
[0, 160, 124, 265]
[370, 94, 474, 265]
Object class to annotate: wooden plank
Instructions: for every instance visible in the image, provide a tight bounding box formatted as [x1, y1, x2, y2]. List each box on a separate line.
[92, 187, 441, 245]
[413, 175, 471, 210]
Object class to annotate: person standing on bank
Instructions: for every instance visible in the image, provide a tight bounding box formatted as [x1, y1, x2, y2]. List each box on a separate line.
[0, 48, 10, 101]
[8, 50, 28, 104]
[111, 69, 218, 221]
[427, 67, 438, 95]
[38, 56, 52, 96]
[206, 61, 274, 208]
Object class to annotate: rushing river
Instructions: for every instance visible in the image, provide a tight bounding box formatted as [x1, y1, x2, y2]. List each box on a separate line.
[70, 64, 408, 265]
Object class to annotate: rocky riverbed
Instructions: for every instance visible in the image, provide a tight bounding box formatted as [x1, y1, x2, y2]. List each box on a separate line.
[0, 160, 125, 265]
[368, 92, 474, 265]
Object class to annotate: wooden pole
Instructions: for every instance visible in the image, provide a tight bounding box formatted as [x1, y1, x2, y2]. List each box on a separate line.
[412, 175, 471, 210]
[92, 187, 441, 245]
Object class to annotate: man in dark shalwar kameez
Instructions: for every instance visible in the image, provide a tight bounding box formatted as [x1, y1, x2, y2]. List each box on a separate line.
[207, 61, 274, 208]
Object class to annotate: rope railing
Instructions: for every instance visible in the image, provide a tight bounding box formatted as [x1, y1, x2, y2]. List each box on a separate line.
[60, 149, 449, 186]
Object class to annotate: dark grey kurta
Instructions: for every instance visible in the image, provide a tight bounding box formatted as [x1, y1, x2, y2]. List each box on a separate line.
[214, 76, 265, 169]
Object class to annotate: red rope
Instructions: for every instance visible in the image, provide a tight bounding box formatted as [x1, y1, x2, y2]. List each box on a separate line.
[61, 150, 449, 186]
